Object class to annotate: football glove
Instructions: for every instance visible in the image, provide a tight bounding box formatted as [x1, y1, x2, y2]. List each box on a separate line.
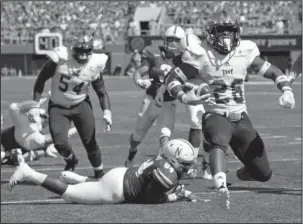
[167, 184, 201, 203]
[136, 79, 152, 90]
[279, 90, 295, 109]
[180, 89, 211, 106]
[103, 109, 112, 131]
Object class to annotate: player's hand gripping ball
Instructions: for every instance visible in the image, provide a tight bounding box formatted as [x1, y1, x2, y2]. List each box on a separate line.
[183, 78, 212, 99]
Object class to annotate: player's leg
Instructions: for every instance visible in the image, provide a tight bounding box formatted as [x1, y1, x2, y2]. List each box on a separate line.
[125, 95, 158, 167]
[157, 100, 176, 155]
[186, 104, 211, 179]
[9, 163, 127, 204]
[72, 98, 104, 178]
[202, 113, 232, 209]
[230, 113, 272, 182]
[61, 167, 127, 204]
[48, 105, 78, 171]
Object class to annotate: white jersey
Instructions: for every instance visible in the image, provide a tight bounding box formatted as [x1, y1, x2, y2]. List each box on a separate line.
[182, 40, 260, 114]
[47, 46, 108, 107]
[9, 106, 46, 150]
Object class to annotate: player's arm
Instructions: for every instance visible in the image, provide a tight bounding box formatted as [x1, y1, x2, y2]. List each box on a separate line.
[133, 48, 152, 89]
[248, 55, 295, 109]
[288, 54, 302, 84]
[91, 74, 112, 130]
[9, 101, 39, 128]
[33, 59, 57, 102]
[249, 57, 292, 92]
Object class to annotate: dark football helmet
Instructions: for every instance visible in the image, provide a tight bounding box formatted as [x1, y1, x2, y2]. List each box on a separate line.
[205, 10, 240, 54]
[72, 33, 94, 63]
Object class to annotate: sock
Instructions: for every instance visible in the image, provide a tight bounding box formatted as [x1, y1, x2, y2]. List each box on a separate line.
[209, 147, 227, 188]
[41, 176, 68, 195]
[1, 151, 6, 161]
[213, 172, 227, 189]
[128, 134, 140, 160]
[129, 134, 141, 150]
[87, 146, 102, 169]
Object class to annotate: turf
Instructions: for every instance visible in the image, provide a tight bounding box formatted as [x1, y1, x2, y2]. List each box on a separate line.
[1, 76, 302, 223]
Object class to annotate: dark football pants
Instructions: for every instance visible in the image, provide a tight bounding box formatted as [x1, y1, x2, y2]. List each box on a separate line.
[202, 112, 272, 182]
[48, 97, 101, 166]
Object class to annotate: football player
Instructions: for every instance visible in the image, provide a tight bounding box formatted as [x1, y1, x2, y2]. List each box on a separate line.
[163, 10, 295, 209]
[288, 53, 302, 84]
[124, 25, 185, 167]
[1, 97, 77, 164]
[156, 34, 211, 179]
[32, 34, 112, 178]
[9, 139, 199, 204]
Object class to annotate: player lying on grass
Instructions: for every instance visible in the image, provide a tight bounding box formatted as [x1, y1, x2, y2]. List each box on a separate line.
[1, 96, 77, 164]
[9, 139, 200, 204]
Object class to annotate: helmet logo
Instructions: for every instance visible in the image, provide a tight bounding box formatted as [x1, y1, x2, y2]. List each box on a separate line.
[174, 146, 182, 156]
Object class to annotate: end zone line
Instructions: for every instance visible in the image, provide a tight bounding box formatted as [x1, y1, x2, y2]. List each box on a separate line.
[1, 158, 300, 173]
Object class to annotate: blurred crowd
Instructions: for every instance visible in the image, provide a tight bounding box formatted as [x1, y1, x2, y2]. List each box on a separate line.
[1, 1, 302, 45]
[149, 1, 302, 35]
[1, 1, 137, 45]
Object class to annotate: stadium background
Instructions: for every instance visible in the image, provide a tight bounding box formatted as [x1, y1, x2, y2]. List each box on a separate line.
[0, 1, 302, 77]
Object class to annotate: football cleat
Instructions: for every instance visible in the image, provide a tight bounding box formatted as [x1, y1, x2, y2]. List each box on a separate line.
[217, 184, 230, 210]
[64, 157, 79, 171]
[60, 171, 87, 184]
[8, 162, 32, 190]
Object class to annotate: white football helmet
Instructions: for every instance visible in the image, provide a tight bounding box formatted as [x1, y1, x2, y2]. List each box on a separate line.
[27, 108, 49, 128]
[164, 25, 185, 56]
[163, 138, 195, 172]
[180, 34, 205, 70]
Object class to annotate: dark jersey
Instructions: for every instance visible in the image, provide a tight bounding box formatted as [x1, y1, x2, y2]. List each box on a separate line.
[1, 126, 27, 153]
[123, 156, 180, 204]
[141, 46, 182, 101]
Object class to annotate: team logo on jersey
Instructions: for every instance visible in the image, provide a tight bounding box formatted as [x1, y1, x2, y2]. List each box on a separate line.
[222, 69, 233, 75]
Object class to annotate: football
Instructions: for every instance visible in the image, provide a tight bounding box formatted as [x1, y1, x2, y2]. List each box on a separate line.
[183, 78, 212, 97]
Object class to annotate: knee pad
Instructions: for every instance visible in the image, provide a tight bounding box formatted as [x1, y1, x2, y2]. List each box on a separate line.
[188, 128, 201, 148]
[160, 127, 171, 138]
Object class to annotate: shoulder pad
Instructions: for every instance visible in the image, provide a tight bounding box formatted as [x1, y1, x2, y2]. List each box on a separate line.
[90, 53, 108, 72]
[238, 40, 260, 56]
[152, 159, 179, 189]
[46, 46, 68, 63]
[141, 45, 161, 59]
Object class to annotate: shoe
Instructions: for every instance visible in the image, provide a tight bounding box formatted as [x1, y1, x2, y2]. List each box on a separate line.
[201, 157, 212, 180]
[94, 169, 105, 179]
[9, 162, 32, 190]
[64, 157, 79, 171]
[60, 171, 87, 184]
[217, 184, 230, 210]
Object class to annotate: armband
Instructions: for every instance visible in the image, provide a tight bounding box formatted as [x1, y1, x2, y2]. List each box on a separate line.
[275, 75, 292, 92]
[257, 61, 271, 76]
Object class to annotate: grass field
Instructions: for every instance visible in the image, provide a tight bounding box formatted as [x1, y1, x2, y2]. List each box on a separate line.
[1, 76, 302, 223]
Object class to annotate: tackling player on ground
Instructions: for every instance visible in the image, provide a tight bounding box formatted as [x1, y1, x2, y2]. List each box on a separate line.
[9, 139, 199, 204]
[1, 96, 77, 164]
[124, 25, 185, 167]
[163, 10, 295, 209]
[32, 33, 112, 178]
